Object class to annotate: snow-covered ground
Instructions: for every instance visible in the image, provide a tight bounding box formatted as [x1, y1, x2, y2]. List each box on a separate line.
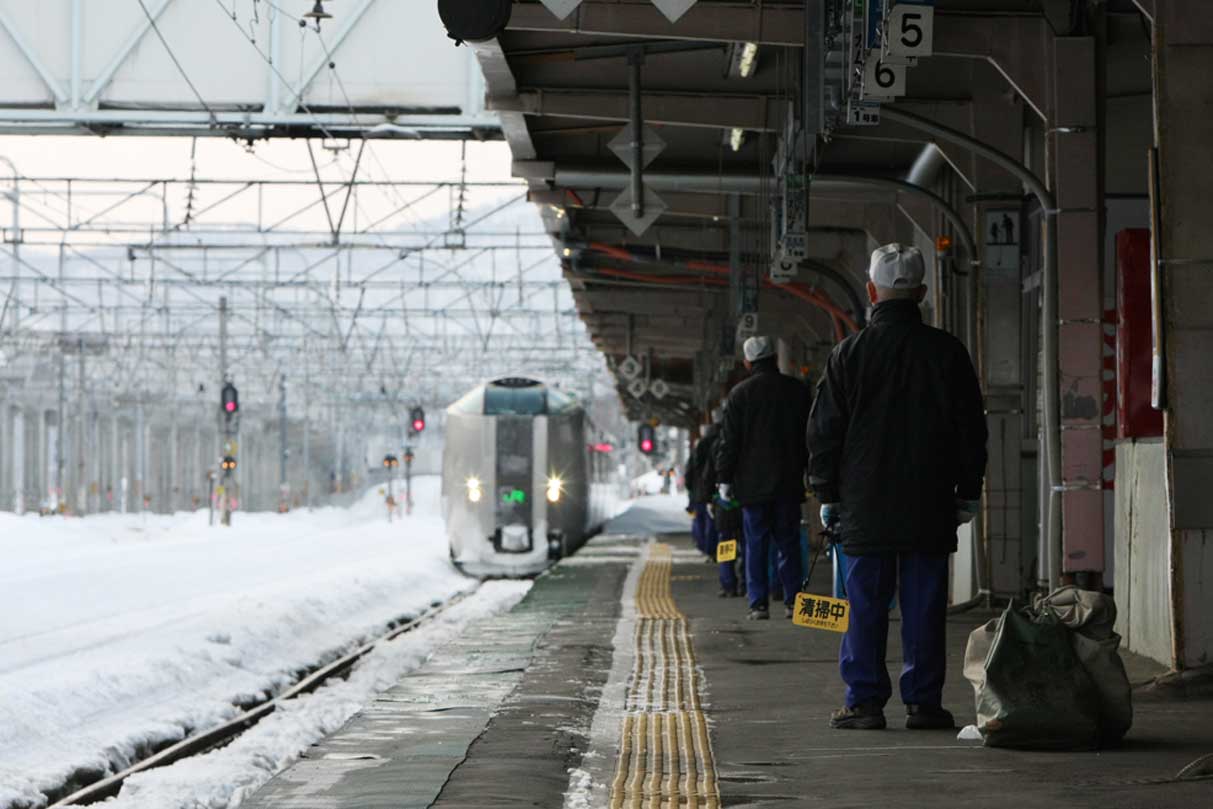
[0, 476, 519, 809]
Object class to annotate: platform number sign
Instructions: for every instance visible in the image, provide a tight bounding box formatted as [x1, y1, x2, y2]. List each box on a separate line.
[885, 3, 935, 61]
[716, 539, 738, 563]
[859, 1, 906, 101]
[793, 592, 851, 633]
[862, 53, 906, 99]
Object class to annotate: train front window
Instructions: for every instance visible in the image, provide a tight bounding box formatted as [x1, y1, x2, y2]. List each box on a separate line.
[484, 385, 546, 415]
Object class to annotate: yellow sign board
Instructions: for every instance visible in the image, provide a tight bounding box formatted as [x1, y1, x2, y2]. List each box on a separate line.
[716, 539, 738, 563]
[792, 592, 850, 633]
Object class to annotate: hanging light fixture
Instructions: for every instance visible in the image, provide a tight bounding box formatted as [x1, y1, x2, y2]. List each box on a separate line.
[303, 1, 332, 23]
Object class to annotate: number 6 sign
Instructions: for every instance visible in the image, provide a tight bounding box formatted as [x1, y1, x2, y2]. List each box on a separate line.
[886, 4, 935, 60]
[862, 51, 906, 99]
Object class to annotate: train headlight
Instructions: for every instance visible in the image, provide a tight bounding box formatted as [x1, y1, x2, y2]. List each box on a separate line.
[546, 477, 563, 504]
[466, 477, 483, 503]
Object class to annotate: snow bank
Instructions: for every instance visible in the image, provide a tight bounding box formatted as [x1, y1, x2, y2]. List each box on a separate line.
[105, 581, 531, 809]
[0, 476, 475, 809]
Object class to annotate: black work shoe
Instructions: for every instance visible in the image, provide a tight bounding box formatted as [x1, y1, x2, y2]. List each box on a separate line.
[784, 604, 795, 619]
[717, 588, 734, 598]
[830, 703, 887, 730]
[747, 606, 770, 621]
[905, 705, 956, 730]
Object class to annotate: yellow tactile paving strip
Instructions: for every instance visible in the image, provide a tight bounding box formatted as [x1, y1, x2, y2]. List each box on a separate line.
[609, 544, 720, 809]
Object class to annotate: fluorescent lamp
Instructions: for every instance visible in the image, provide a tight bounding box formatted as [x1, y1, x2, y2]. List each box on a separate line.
[729, 128, 745, 152]
[738, 42, 759, 78]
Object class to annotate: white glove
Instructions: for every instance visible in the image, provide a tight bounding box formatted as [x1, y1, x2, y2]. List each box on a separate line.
[717, 483, 733, 502]
[955, 498, 981, 524]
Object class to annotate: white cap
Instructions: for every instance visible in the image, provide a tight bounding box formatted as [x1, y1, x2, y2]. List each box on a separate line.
[869, 243, 926, 289]
[743, 335, 776, 363]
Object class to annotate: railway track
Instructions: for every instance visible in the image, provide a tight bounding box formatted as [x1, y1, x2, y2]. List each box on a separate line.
[45, 590, 475, 808]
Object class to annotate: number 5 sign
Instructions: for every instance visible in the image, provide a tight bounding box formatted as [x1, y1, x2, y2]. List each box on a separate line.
[885, 3, 935, 61]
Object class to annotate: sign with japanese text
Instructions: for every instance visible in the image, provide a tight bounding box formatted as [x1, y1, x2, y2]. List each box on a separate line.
[716, 539, 738, 563]
[793, 592, 850, 632]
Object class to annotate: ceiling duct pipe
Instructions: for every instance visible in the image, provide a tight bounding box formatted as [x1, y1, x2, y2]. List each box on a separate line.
[906, 143, 948, 188]
[547, 167, 978, 266]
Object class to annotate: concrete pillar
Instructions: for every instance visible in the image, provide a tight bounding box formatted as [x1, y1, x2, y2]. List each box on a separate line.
[1153, 1, 1213, 668]
[1051, 34, 1107, 583]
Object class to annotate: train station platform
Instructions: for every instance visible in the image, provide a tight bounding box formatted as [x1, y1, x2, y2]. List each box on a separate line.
[245, 507, 1213, 809]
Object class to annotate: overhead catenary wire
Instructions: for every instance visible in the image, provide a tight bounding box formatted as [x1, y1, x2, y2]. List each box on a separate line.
[136, 0, 223, 130]
[211, 0, 339, 142]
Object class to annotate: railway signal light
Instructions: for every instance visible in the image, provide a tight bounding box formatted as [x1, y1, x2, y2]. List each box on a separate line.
[383, 454, 400, 469]
[221, 455, 238, 472]
[638, 424, 656, 455]
[221, 382, 239, 416]
[410, 406, 426, 434]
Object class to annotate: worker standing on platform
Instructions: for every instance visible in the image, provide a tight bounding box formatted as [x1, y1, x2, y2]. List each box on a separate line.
[808, 243, 988, 731]
[685, 425, 713, 556]
[686, 419, 740, 597]
[715, 335, 812, 620]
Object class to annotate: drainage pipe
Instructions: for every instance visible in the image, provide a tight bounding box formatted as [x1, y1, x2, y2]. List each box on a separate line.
[880, 105, 1061, 592]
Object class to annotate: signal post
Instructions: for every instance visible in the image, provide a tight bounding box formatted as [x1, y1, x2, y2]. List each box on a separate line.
[219, 381, 239, 526]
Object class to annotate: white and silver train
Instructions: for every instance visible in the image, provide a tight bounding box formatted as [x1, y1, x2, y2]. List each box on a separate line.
[442, 377, 616, 577]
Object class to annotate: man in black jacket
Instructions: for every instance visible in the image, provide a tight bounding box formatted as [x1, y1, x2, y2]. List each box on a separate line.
[715, 336, 812, 620]
[685, 421, 740, 596]
[685, 422, 719, 556]
[808, 243, 988, 731]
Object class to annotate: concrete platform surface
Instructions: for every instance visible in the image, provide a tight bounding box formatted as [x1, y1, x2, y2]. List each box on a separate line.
[246, 528, 1213, 809]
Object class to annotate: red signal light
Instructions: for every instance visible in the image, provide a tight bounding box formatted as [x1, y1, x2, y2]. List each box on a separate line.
[225, 402, 236, 413]
[412, 418, 425, 432]
[638, 423, 657, 455]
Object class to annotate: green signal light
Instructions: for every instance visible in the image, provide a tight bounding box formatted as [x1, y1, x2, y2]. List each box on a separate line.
[502, 489, 527, 505]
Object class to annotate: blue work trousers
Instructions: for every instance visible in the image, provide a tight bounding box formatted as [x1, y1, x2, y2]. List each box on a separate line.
[839, 552, 950, 710]
[695, 503, 739, 593]
[692, 503, 711, 554]
[742, 499, 803, 609]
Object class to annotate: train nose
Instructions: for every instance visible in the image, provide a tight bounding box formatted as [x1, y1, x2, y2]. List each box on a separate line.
[499, 524, 530, 552]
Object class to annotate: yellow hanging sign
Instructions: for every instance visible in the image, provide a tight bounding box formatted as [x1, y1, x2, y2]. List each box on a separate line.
[793, 592, 850, 633]
[716, 539, 737, 563]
